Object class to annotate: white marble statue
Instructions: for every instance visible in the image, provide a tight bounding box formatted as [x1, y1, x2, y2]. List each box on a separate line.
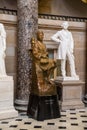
[51, 21, 79, 79]
[0, 23, 7, 77]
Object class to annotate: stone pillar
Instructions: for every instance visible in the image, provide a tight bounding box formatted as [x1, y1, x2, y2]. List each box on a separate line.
[15, 0, 38, 111]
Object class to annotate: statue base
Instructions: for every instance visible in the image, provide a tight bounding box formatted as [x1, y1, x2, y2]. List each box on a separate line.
[0, 77, 18, 120]
[55, 79, 85, 110]
[56, 76, 79, 81]
[15, 99, 28, 112]
[27, 94, 61, 121]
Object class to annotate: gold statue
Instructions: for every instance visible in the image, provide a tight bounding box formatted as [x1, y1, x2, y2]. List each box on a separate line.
[31, 31, 57, 96]
[81, 0, 87, 3]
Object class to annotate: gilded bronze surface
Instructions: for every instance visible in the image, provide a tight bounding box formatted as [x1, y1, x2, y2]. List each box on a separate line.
[31, 31, 57, 96]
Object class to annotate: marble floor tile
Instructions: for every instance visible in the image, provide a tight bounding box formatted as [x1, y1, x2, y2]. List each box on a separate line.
[0, 108, 87, 130]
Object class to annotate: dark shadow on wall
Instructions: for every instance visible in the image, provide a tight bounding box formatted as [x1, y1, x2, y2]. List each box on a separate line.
[65, 0, 87, 17]
[51, 0, 87, 18]
[0, 0, 87, 18]
[85, 22, 87, 94]
[0, 0, 17, 10]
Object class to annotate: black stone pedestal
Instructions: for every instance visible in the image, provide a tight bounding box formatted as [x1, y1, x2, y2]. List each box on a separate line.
[27, 94, 61, 121]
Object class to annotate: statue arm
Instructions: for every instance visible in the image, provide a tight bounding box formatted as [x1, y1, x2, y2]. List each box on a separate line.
[51, 31, 61, 43]
[32, 40, 41, 59]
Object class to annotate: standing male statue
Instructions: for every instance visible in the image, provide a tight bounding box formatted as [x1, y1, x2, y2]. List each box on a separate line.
[51, 21, 79, 79]
[0, 23, 7, 77]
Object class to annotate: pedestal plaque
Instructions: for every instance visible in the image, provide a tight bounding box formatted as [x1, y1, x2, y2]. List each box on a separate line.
[55, 79, 85, 110]
[0, 77, 18, 120]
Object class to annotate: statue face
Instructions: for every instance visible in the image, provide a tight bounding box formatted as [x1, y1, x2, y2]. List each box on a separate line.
[37, 31, 44, 41]
[61, 21, 69, 29]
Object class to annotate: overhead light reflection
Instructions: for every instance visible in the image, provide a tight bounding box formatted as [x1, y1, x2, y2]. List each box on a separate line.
[81, 0, 87, 3]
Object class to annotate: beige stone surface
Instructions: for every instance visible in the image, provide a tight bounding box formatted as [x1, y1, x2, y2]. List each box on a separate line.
[55, 80, 85, 110]
[6, 29, 17, 46]
[0, 78, 18, 120]
[5, 56, 17, 73]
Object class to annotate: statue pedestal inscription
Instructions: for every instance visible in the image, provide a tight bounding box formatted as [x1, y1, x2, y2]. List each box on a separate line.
[0, 77, 18, 120]
[55, 78, 85, 110]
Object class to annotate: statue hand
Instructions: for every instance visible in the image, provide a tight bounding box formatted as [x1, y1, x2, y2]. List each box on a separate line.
[70, 48, 73, 53]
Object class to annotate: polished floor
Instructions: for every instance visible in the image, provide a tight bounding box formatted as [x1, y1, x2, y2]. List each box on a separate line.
[0, 108, 87, 130]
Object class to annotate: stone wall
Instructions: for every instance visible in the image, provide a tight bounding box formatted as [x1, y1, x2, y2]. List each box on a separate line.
[0, 0, 87, 18]
[51, 0, 87, 18]
[0, 0, 17, 10]
[38, 0, 87, 18]
[38, 0, 52, 14]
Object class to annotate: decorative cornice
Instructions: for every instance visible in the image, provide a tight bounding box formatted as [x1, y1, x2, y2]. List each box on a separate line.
[38, 18, 86, 32]
[0, 8, 87, 22]
[39, 14, 87, 22]
[0, 8, 17, 15]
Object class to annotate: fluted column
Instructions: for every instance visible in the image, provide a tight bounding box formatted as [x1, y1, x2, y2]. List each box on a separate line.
[15, 0, 38, 111]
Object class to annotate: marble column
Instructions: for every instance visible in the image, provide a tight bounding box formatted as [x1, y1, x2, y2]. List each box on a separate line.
[15, 0, 38, 111]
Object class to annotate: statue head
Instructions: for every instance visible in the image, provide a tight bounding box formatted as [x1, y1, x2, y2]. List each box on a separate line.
[61, 21, 69, 29]
[37, 31, 44, 42]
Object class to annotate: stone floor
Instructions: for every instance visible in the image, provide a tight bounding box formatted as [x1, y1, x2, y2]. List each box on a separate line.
[0, 108, 87, 130]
